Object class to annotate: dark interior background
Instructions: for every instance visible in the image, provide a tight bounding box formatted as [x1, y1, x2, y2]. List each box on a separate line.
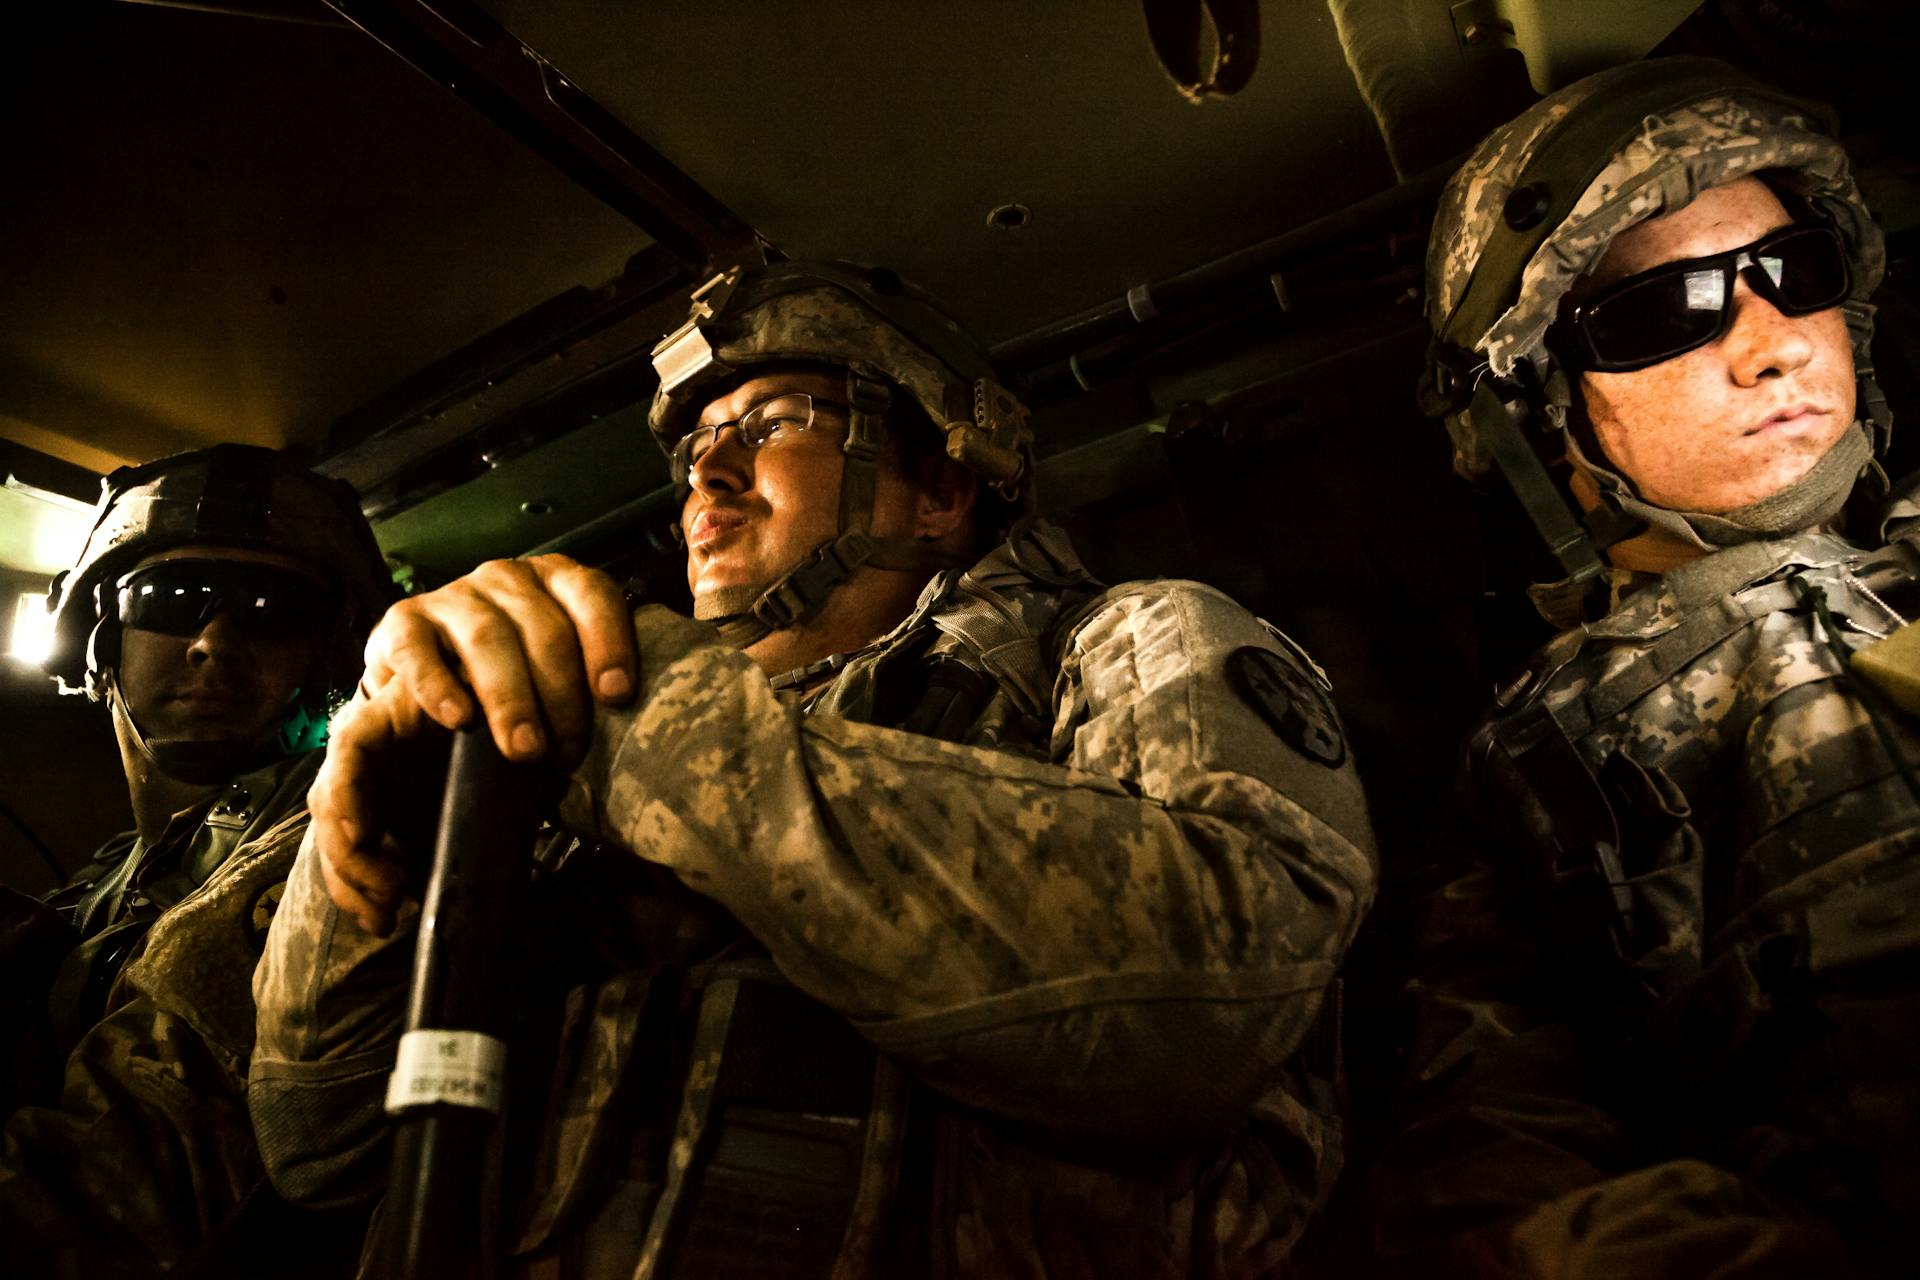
[4, 5, 1919, 1202]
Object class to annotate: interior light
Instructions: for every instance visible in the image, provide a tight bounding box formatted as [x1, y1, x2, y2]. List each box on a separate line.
[4, 474, 92, 515]
[8, 592, 53, 665]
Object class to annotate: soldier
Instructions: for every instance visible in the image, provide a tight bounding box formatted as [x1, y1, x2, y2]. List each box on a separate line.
[1365, 58, 1915, 1275]
[250, 261, 1379, 1276]
[1, 444, 392, 1277]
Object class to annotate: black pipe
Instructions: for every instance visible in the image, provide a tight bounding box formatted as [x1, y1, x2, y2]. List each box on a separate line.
[366, 728, 544, 1280]
[989, 150, 1464, 372]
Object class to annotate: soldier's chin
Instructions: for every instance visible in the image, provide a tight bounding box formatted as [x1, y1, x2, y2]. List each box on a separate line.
[692, 583, 767, 622]
[147, 735, 268, 785]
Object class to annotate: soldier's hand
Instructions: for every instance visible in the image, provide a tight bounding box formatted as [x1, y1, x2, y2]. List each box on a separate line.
[359, 555, 636, 767]
[310, 677, 440, 936]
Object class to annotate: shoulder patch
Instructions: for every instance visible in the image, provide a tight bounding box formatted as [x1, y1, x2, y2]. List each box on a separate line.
[1227, 645, 1346, 767]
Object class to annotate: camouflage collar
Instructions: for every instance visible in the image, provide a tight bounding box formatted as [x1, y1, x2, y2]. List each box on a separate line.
[1584, 531, 1866, 642]
[765, 519, 1094, 691]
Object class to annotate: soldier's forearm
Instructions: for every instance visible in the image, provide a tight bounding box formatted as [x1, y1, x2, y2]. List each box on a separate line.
[563, 594, 1377, 1136]
[249, 831, 414, 1207]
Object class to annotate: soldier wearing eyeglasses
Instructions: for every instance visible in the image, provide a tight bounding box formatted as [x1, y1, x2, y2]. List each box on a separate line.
[1364, 58, 1915, 1275]
[250, 262, 1378, 1277]
[1, 444, 391, 1277]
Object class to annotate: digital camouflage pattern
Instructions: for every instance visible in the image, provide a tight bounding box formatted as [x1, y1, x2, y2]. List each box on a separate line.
[252, 522, 1378, 1278]
[1368, 505, 1920, 1276]
[1427, 58, 1885, 480]
[1, 751, 324, 1278]
[649, 263, 1033, 497]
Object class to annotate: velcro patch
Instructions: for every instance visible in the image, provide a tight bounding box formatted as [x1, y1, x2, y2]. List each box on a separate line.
[1227, 645, 1345, 767]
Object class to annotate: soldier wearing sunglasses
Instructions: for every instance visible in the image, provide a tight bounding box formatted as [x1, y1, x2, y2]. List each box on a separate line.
[251, 262, 1378, 1277]
[1364, 59, 1915, 1275]
[1, 444, 391, 1277]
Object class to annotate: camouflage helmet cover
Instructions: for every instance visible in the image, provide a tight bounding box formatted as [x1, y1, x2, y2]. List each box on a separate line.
[44, 444, 396, 694]
[648, 262, 1032, 497]
[1428, 56, 1886, 479]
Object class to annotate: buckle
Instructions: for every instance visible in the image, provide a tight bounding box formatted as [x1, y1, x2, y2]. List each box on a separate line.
[828, 529, 874, 572]
[843, 371, 890, 463]
[846, 370, 891, 415]
[749, 533, 875, 632]
[752, 580, 807, 631]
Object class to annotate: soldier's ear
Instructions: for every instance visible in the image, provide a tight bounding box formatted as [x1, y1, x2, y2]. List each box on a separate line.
[913, 458, 978, 542]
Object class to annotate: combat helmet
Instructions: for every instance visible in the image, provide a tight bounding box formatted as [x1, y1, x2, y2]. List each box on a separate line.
[44, 444, 396, 764]
[1421, 56, 1889, 612]
[649, 261, 1034, 647]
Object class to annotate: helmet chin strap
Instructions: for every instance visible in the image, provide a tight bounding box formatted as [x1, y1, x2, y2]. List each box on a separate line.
[704, 367, 971, 650]
[103, 669, 294, 787]
[1568, 419, 1876, 552]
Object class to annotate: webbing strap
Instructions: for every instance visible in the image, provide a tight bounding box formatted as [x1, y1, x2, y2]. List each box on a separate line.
[1472, 378, 1607, 588]
[1858, 361, 1895, 454]
[1666, 542, 1793, 608]
[1561, 585, 1798, 739]
[836, 368, 889, 537]
[633, 978, 741, 1280]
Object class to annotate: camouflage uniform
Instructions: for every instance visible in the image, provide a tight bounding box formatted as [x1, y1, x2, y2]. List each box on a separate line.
[252, 520, 1379, 1278]
[1368, 61, 1913, 1276]
[1371, 514, 1920, 1275]
[2, 755, 318, 1279]
[1, 445, 389, 1278]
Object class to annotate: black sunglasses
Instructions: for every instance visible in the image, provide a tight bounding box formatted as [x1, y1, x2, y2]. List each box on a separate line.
[115, 560, 339, 640]
[1553, 224, 1850, 374]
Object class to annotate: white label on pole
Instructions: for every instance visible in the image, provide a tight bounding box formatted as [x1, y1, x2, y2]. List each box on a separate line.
[384, 1029, 507, 1114]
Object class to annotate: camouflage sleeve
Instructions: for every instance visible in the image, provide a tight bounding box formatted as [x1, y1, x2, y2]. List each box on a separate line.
[561, 585, 1377, 1141]
[0, 815, 305, 1277]
[249, 824, 414, 1209]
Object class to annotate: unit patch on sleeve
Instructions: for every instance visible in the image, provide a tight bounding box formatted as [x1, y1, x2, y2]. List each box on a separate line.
[1226, 645, 1346, 767]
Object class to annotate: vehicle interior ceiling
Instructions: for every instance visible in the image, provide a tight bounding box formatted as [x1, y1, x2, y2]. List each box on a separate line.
[4, 0, 1918, 1057]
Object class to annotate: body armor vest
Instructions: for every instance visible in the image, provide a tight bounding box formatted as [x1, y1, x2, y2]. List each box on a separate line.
[1474, 524, 1920, 1214]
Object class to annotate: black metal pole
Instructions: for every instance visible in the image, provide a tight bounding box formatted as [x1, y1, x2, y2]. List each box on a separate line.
[366, 728, 543, 1280]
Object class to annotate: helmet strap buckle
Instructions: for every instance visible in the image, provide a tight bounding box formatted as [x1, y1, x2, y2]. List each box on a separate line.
[842, 368, 889, 464]
[748, 530, 878, 633]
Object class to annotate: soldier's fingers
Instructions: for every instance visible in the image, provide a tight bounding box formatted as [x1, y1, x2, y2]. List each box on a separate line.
[357, 648, 395, 701]
[366, 602, 475, 731]
[308, 691, 412, 931]
[526, 554, 636, 706]
[429, 563, 578, 761]
[379, 581, 545, 760]
[318, 842, 398, 937]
